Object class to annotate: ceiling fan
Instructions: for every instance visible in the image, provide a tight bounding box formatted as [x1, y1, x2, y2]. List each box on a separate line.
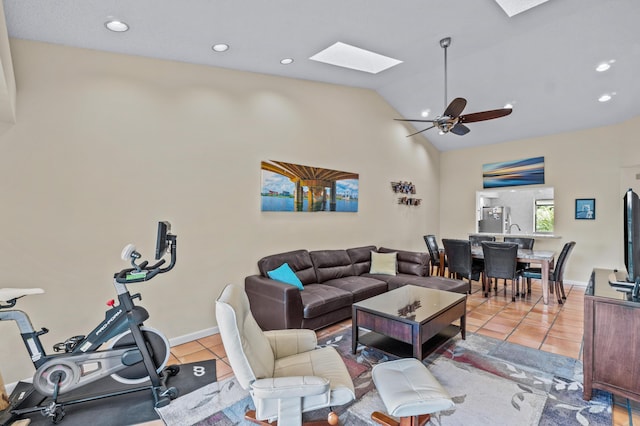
[396, 37, 512, 137]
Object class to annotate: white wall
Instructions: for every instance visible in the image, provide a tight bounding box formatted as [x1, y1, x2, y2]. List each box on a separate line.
[440, 117, 640, 283]
[0, 39, 440, 383]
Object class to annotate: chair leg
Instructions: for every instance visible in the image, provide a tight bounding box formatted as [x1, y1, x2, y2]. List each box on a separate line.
[554, 281, 564, 304]
[511, 278, 516, 302]
[559, 279, 567, 300]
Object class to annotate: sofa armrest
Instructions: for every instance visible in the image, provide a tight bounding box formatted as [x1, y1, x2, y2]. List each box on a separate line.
[245, 275, 304, 330]
[264, 329, 317, 359]
[250, 376, 330, 399]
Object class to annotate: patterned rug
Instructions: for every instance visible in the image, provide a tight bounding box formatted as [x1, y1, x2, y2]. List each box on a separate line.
[157, 328, 612, 425]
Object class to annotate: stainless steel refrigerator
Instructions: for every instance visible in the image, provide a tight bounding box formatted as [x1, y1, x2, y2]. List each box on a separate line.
[478, 206, 510, 233]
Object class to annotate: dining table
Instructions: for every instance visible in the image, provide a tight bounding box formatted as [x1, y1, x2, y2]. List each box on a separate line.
[439, 246, 557, 304]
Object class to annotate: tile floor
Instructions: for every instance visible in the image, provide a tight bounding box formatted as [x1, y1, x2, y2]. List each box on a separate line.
[170, 279, 639, 425]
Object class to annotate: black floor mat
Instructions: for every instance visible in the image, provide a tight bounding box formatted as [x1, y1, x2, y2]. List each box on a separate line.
[1, 359, 216, 426]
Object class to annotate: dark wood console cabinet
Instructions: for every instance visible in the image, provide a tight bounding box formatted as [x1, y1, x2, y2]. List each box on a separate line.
[583, 268, 640, 401]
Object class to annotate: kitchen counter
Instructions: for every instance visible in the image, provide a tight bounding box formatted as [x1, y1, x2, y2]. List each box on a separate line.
[469, 233, 561, 239]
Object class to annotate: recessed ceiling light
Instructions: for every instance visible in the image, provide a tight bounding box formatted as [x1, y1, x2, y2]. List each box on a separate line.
[309, 42, 402, 74]
[280, 58, 294, 65]
[598, 94, 612, 102]
[105, 20, 129, 32]
[596, 59, 616, 72]
[504, 103, 514, 109]
[212, 44, 229, 52]
[421, 109, 430, 118]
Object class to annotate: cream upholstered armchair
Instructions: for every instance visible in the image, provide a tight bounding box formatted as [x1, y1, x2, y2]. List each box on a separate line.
[215, 284, 355, 426]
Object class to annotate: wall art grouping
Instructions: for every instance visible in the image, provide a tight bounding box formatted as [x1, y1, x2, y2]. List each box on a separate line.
[391, 181, 421, 206]
[261, 160, 359, 212]
[482, 156, 545, 188]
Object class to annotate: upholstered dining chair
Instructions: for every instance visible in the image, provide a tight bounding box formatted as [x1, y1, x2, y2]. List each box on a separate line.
[441, 239, 480, 293]
[522, 241, 576, 304]
[468, 235, 495, 272]
[469, 235, 496, 246]
[423, 235, 446, 276]
[503, 237, 535, 290]
[481, 242, 522, 301]
[215, 284, 355, 426]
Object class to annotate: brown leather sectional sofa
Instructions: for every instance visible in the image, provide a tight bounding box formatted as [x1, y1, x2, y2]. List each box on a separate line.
[245, 245, 469, 331]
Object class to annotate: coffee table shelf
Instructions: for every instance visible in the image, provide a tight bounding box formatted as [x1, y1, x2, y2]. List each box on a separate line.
[352, 285, 466, 360]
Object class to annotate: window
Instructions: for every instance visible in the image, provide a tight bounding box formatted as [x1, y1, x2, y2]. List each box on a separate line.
[535, 199, 554, 233]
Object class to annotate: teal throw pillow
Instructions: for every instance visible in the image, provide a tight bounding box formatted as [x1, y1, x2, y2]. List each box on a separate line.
[267, 263, 304, 290]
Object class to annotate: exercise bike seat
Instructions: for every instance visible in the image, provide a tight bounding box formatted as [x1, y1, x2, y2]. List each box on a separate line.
[0, 287, 45, 303]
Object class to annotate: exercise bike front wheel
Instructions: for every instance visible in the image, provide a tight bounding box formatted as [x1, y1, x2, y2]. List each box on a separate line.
[108, 326, 170, 385]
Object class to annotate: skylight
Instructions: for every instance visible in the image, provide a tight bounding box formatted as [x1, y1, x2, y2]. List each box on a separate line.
[494, 0, 551, 17]
[309, 42, 402, 74]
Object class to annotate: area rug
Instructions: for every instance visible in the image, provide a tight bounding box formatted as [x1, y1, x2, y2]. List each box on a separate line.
[157, 329, 612, 425]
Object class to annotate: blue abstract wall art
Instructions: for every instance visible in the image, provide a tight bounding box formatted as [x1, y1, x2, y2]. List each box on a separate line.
[482, 156, 545, 188]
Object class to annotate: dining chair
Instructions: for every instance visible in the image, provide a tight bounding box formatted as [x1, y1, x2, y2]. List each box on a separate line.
[468, 235, 494, 275]
[423, 235, 446, 276]
[521, 241, 576, 304]
[503, 237, 535, 291]
[469, 235, 496, 246]
[441, 239, 480, 293]
[481, 242, 522, 301]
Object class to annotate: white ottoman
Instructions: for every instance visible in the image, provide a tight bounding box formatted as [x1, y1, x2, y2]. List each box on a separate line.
[371, 358, 454, 426]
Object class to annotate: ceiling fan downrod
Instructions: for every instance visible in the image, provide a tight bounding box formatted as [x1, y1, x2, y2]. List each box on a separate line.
[440, 37, 451, 111]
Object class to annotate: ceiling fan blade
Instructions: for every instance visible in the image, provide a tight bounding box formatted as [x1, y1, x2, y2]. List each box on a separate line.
[443, 97, 467, 118]
[394, 118, 437, 123]
[459, 108, 512, 124]
[406, 125, 436, 137]
[450, 123, 470, 136]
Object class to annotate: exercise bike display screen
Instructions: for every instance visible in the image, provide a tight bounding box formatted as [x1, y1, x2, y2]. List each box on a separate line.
[155, 221, 171, 260]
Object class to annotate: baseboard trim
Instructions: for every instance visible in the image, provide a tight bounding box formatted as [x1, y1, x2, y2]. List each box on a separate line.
[168, 326, 219, 347]
[4, 327, 221, 396]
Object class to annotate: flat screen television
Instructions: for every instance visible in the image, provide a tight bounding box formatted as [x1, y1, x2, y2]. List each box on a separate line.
[624, 189, 640, 284]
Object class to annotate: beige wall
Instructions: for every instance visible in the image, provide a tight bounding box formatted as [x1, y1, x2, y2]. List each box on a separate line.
[440, 116, 640, 283]
[0, 39, 440, 383]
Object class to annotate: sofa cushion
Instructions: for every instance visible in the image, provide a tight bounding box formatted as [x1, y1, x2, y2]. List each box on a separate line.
[322, 276, 388, 302]
[309, 250, 356, 283]
[365, 273, 469, 294]
[369, 251, 397, 275]
[299, 284, 353, 319]
[258, 250, 317, 285]
[379, 247, 428, 276]
[347, 245, 377, 275]
[267, 263, 304, 290]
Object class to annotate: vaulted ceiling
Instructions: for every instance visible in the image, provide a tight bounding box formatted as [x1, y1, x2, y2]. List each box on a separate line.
[1, 0, 639, 151]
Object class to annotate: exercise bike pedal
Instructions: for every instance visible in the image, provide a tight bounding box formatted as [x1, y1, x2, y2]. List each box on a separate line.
[52, 335, 85, 353]
[164, 364, 180, 377]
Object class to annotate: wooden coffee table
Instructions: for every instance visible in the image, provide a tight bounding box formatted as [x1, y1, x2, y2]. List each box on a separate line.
[352, 285, 466, 360]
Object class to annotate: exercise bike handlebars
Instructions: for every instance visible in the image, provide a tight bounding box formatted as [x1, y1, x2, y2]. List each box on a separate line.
[115, 225, 177, 284]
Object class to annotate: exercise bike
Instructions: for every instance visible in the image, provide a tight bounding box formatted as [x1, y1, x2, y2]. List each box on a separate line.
[0, 221, 180, 424]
